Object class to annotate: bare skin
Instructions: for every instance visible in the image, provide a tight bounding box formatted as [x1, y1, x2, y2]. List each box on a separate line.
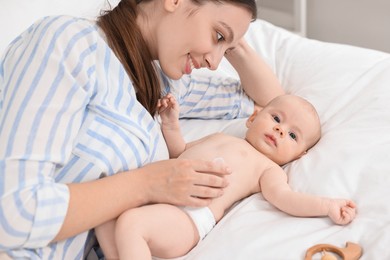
[96, 95, 356, 259]
[179, 132, 277, 221]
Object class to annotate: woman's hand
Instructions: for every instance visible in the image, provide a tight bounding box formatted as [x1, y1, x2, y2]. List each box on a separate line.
[54, 158, 230, 241]
[138, 158, 231, 207]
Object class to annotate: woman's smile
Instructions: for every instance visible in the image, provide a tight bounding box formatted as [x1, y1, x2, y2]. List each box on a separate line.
[185, 53, 198, 74]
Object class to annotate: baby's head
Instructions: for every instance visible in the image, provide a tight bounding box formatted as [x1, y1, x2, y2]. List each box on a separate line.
[245, 95, 321, 165]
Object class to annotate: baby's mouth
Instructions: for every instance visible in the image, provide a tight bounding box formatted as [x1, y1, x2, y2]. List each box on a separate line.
[265, 134, 277, 147]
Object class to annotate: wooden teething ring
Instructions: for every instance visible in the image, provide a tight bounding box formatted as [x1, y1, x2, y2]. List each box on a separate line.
[305, 242, 362, 260]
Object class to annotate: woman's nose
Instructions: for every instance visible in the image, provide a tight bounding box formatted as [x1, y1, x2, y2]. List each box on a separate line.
[273, 125, 285, 138]
[204, 49, 224, 70]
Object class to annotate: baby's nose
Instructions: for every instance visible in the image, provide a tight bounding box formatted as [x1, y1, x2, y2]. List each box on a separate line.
[273, 125, 285, 138]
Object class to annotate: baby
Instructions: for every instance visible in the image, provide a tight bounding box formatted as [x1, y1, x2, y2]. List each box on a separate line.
[96, 94, 356, 259]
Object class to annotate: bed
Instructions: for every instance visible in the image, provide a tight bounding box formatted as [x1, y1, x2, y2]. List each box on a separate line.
[2, 1, 390, 259]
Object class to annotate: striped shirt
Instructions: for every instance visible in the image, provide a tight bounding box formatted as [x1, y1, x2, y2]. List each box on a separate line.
[161, 72, 254, 120]
[0, 16, 253, 259]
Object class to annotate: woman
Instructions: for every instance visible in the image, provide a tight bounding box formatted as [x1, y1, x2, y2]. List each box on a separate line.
[0, 0, 283, 258]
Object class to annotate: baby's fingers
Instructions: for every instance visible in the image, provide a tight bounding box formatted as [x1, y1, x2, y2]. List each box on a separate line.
[161, 97, 169, 107]
[157, 98, 170, 113]
[346, 200, 357, 209]
[340, 207, 356, 224]
[344, 206, 356, 218]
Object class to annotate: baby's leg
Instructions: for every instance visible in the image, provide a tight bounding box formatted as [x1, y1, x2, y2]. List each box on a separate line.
[95, 219, 119, 259]
[115, 204, 199, 259]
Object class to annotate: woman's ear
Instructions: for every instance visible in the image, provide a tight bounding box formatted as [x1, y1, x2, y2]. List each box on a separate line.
[164, 0, 181, 12]
[246, 110, 258, 128]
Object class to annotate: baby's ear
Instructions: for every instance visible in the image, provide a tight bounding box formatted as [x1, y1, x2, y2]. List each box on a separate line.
[254, 103, 263, 113]
[246, 110, 258, 128]
[297, 150, 307, 159]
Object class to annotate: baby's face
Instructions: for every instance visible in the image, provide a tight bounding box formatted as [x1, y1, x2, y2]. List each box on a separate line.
[245, 95, 321, 165]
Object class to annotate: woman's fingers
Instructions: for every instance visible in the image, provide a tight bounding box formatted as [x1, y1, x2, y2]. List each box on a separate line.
[140, 158, 231, 206]
[172, 159, 230, 189]
[191, 169, 230, 188]
[192, 158, 232, 177]
[181, 159, 231, 205]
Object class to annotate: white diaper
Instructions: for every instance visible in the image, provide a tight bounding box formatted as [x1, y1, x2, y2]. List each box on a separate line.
[152, 207, 216, 260]
[182, 206, 216, 241]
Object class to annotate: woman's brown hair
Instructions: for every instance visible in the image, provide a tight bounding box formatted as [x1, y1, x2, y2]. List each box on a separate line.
[98, 0, 257, 116]
[98, 0, 160, 116]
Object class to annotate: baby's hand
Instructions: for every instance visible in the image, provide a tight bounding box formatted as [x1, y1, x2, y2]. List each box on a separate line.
[327, 199, 356, 225]
[158, 94, 179, 124]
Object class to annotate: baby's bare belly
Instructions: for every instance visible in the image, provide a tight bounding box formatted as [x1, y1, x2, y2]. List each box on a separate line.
[179, 134, 267, 221]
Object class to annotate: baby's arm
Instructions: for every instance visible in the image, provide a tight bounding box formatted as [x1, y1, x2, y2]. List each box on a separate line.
[158, 94, 186, 158]
[260, 166, 356, 225]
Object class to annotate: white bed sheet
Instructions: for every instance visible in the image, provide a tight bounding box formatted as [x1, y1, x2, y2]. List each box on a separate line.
[2, 1, 390, 259]
[179, 20, 390, 260]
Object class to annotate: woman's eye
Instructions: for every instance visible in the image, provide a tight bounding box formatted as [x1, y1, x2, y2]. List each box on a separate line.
[272, 115, 280, 123]
[289, 132, 297, 140]
[217, 32, 225, 42]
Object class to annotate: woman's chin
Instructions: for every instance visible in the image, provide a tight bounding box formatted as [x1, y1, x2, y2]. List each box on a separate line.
[171, 74, 183, 80]
[164, 69, 183, 80]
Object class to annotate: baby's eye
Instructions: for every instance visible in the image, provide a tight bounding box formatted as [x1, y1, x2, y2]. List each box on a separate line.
[289, 132, 297, 141]
[217, 32, 225, 42]
[272, 115, 281, 123]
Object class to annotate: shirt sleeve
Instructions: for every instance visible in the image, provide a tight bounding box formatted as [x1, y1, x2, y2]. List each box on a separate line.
[0, 16, 97, 249]
[161, 73, 254, 119]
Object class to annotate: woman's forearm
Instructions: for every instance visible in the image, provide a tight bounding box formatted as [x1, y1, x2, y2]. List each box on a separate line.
[225, 39, 285, 106]
[53, 170, 148, 242]
[53, 158, 232, 242]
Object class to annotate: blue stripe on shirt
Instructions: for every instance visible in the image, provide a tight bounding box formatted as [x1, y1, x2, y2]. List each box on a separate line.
[114, 68, 125, 110]
[94, 116, 143, 167]
[0, 16, 61, 136]
[0, 20, 42, 100]
[5, 17, 75, 157]
[26, 25, 96, 157]
[86, 129, 129, 170]
[75, 143, 114, 174]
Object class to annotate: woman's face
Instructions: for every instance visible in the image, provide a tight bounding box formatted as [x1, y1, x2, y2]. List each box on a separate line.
[154, 0, 252, 79]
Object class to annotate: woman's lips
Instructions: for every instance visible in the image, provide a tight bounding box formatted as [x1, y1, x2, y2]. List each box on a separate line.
[185, 54, 199, 74]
